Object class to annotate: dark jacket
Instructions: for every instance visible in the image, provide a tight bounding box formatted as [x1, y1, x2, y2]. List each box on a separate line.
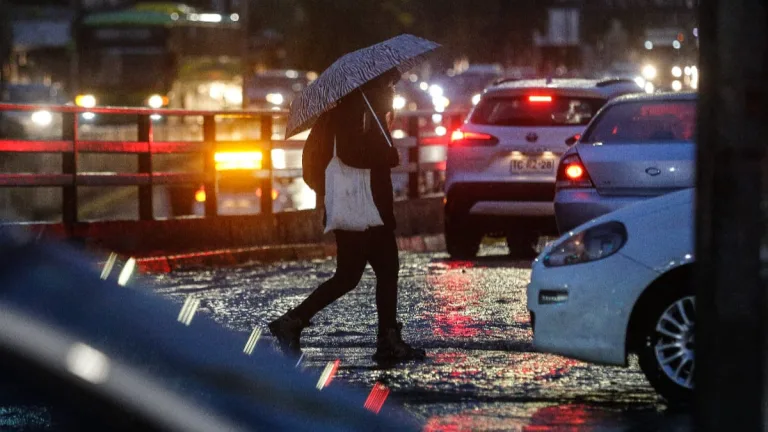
[312, 90, 399, 230]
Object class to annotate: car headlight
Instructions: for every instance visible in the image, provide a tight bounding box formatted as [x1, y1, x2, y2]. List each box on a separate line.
[641, 65, 657, 80]
[266, 93, 284, 105]
[543, 221, 627, 267]
[31, 110, 53, 127]
[392, 95, 406, 110]
[75, 94, 96, 108]
[472, 93, 482, 105]
[147, 94, 167, 109]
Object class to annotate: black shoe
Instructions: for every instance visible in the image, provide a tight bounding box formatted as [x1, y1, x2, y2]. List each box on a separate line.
[372, 323, 426, 363]
[268, 313, 307, 357]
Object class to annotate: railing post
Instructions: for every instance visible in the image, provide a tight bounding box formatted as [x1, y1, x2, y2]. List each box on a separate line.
[407, 115, 420, 199]
[61, 112, 78, 231]
[260, 114, 273, 215]
[202, 115, 218, 217]
[137, 115, 154, 221]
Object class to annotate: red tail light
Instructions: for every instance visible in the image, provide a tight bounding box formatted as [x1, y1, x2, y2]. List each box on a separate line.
[450, 129, 499, 146]
[556, 154, 594, 189]
[528, 95, 552, 103]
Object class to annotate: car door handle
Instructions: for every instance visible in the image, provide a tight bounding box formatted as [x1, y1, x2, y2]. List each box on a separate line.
[645, 167, 661, 176]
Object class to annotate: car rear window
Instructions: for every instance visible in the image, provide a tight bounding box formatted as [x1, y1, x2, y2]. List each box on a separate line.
[582, 100, 696, 144]
[469, 95, 605, 126]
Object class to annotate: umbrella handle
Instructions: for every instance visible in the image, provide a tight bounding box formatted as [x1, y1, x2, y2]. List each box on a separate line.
[360, 90, 394, 148]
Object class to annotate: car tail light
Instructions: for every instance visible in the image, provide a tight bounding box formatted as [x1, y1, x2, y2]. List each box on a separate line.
[449, 129, 499, 146]
[528, 95, 552, 103]
[556, 154, 594, 189]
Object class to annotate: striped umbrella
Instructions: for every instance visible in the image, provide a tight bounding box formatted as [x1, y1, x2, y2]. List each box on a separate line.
[285, 34, 440, 138]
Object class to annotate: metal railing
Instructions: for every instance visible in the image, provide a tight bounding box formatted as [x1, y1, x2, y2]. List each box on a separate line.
[0, 103, 464, 229]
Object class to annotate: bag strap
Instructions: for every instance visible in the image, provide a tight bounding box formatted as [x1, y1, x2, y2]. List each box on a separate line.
[360, 90, 393, 148]
[333, 134, 337, 157]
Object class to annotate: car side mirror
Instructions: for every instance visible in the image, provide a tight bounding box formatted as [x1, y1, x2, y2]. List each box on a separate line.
[565, 134, 580, 146]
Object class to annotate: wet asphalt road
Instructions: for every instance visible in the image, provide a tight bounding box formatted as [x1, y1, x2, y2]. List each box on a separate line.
[150, 244, 692, 431]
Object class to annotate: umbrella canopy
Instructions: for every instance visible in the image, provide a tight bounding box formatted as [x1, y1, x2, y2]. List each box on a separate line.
[286, 34, 440, 138]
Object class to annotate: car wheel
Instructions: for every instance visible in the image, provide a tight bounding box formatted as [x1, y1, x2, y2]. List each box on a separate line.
[506, 232, 538, 259]
[638, 292, 695, 405]
[445, 215, 480, 259]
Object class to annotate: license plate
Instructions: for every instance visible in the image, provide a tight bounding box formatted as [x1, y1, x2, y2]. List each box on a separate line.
[510, 158, 556, 173]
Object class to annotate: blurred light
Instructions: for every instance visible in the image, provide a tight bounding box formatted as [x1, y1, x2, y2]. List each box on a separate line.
[307, 71, 318, 81]
[266, 93, 284, 105]
[230, 13, 239, 21]
[435, 126, 447, 136]
[75, 94, 96, 108]
[199, 13, 222, 22]
[285, 70, 299, 79]
[170, 12, 179, 20]
[566, 164, 584, 179]
[148, 94, 165, 109]
[188, 13, 199, 21]
[644, 82, 655, 94]
[82, 112, 96, 120]
[671, 66, 682, 78]
[195, 186, 206, 202]
[392, 129, 406, 139]
[215, 151, 263, 171]
[224, 87, 243, 105]
[272, 149, 286, 169]
[150, 114, 162, 121]
[684, 66, 692, 76]
[364, 382, 390, 414]
[177, 296, 200, 326]
[435, 105, 445, 113]
[316, 359, 340, 390]
[392, 95, 406, 110]
[673, 40, 681, 49]
[408, 74, 418, 83]
[419, 82, 429, 91]
[672, 80, 683, 92]
[100, 253, 118, 280]
[528, 95, 552, 103]
[542, 151, 555, 158]
[209, 83, 225, 99]
[428, 84, 443, 98]
[450, 130, 464, 141]
[243, 328, 262, 355]
[634, 76, 646, 88]
[642, 65, 657, 80]
[693, 27, 699, 38]
[432, 114, 443, 123]
[432, 95, 450, 110]
[66, 343, 110, 384]
[472, 93, 481, 105]
[691, 66, 698, 75]
[117, 258, 135, 286]
[272, 189, 279, 200]
[644, 41, 653, 50]
[31, 110, 53, 126]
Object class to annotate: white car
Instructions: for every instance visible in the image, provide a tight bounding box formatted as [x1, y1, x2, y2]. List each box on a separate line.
[444, 78, 642, 259]
[527, 188, 694, 403]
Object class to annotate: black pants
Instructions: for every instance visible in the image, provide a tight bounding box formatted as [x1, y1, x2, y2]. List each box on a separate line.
[291, 227, 399, 331]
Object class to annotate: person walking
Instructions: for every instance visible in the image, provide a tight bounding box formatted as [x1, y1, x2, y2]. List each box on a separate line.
[269, 70, 425, 363]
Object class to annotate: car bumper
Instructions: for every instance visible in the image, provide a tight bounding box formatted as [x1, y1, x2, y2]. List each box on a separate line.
[554, 188, 647, 234]
[526, 253, 659, 366]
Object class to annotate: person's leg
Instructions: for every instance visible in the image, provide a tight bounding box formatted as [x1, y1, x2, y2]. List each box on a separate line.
[366, 227, 399, 332]
[290, 230, 367, 322]
[366, 227, 426, 362]
[269, 230, 367, 356]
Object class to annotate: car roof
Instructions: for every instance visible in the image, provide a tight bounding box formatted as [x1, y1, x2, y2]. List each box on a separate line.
[606, 91, 698, 105]
[484, 78, 643, 99]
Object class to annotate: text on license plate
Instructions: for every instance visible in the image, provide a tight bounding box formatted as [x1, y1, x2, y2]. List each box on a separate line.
[510, 158, 556, 173]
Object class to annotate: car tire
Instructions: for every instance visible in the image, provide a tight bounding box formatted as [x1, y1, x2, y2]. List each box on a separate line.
[506, 232, 538, 259]
[445, 215, 480, 260]
[637, 287, 695, 405]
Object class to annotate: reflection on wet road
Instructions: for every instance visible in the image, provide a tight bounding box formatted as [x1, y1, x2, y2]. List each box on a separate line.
[150, 244, 692, 430]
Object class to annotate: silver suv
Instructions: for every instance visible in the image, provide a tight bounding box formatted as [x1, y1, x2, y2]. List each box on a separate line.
[444, 78, 642, 258]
